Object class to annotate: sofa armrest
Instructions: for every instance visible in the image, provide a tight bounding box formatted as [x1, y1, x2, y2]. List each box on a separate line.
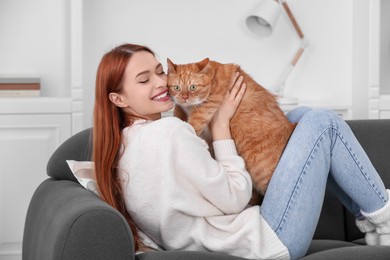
[23, 179, 135, 260]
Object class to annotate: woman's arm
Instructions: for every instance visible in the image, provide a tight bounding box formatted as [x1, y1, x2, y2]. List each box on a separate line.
[169, 122, 252, 214]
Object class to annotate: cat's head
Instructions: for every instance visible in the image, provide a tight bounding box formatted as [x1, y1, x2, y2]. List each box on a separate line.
[167, 58, 214, 107]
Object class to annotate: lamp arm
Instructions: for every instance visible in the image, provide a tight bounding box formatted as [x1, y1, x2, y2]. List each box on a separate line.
[291, 46, 305, 66]
[282, 1, 304, 39]
[275, 0, 304, 40]
[275, 46, 305, 94]
[271, 0, 307, 95]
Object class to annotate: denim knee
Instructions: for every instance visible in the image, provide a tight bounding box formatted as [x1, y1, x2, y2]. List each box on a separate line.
[300, 108, 341, 128]
[286, 106, 312, 123]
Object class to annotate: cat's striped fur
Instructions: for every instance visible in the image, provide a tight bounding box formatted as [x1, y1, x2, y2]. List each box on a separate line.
[167, 58, 296, 204]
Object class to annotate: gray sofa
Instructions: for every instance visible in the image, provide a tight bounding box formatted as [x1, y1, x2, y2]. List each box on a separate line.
[23, 119, 390, 260]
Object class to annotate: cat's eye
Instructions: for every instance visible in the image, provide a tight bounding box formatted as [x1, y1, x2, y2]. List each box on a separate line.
[189, 85, 197, 91]
[173, 85, 181, 91]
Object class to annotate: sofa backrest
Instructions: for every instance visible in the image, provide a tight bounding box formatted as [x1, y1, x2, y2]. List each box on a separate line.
[347, 120, 390, 185]
[344, 119, 390, 241]
[314, 119, 390, 241]
[46, 128, 93, 181]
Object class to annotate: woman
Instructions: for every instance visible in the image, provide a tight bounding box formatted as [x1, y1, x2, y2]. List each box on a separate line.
[93, 43, 390, 260]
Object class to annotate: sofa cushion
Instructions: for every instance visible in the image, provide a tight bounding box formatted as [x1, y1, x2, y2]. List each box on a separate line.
[306, 239, 358, 256]
[301, 245, 390, 260]
[136, 250, 247, 260]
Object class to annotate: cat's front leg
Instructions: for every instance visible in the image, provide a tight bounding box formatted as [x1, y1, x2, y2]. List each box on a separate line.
[188, 117, 209, 137]
[188, 108, 215, 137]
[188, 109, 215, 157]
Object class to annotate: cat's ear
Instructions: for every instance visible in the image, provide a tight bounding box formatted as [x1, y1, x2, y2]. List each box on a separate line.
[167, 58, 176, 73]
[197, 58, 210, 72]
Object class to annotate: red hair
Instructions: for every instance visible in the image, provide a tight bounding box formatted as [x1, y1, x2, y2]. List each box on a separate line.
[93, 43, 154, 251]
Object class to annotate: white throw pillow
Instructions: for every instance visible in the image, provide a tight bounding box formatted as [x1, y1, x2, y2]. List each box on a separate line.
[66, 160, 100, 196]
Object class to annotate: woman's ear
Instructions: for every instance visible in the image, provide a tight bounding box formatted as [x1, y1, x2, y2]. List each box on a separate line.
[109, 92, 127, 108]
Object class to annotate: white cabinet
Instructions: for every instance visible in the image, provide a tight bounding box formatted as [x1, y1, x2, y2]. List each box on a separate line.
[0, 98, 72, 260]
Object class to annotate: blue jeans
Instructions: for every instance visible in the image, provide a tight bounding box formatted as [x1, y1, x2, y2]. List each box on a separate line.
[260, 107, 388, 260]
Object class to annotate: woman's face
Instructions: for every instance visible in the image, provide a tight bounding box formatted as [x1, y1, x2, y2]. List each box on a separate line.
[109, 51, 174, 120]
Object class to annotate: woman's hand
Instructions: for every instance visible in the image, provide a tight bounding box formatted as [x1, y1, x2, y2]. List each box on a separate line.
[210, 72, 246, 141]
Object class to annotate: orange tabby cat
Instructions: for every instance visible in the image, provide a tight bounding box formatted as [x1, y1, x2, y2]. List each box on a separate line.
[167, 58, 296, 203]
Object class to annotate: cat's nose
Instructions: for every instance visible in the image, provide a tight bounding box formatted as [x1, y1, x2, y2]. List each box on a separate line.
[182, 95, 188, 100]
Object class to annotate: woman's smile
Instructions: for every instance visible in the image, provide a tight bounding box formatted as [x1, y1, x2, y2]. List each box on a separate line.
[151, 89, 171, 102]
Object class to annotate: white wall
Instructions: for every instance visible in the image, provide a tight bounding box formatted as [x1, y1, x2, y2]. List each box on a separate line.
[81, 0, 355, 127]
[1, 0, 361, 127]
[0, 0, 70, 97]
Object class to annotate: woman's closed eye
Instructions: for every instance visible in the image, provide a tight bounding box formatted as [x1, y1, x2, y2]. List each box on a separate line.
[139, 72, 165, 84]
[139, 78, 149, 84]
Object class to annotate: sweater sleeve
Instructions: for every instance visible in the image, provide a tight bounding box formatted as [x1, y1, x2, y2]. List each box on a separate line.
[168, 122, 253, 214]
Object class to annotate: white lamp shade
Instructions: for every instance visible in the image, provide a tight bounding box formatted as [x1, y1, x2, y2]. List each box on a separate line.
[246, 0, 282, 37]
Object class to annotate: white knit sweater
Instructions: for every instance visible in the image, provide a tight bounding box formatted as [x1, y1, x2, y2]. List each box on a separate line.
[118, 117, 289, 260]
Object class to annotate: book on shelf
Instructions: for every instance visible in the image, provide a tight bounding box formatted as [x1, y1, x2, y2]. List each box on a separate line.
[0, 76, 41, 97]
